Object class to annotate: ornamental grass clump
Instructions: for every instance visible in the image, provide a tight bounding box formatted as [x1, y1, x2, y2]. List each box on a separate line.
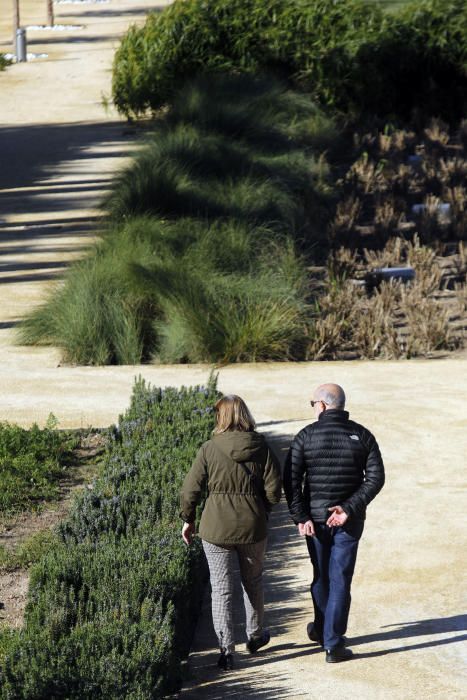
[20, 75, 332, 365]
[0, 378, 219, 698]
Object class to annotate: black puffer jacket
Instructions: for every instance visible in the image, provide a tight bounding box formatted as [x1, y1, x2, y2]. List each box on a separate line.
[283, 409, 385, 523]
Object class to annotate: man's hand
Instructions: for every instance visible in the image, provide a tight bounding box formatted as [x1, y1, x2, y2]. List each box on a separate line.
[298, 520, 315, 537]
[182, 522, 196, 545]
[326, 505, 348, 527]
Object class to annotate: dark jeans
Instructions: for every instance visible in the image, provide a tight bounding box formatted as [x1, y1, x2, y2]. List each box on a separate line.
[306, 520, 364, 650]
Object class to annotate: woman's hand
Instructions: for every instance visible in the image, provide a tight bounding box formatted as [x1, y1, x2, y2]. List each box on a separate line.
[182, 522, 196, 545]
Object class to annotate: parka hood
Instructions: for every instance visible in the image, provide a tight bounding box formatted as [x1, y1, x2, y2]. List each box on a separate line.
[212, 430, 265, 463]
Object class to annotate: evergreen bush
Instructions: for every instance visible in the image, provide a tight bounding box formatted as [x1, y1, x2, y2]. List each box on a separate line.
[0, 378, 218, 698]
[112, 0, 467, 122]
[352, 0, 467, 121]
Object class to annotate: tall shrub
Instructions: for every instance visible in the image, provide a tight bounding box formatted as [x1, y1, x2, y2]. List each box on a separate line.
[112, 0, 293, 116]
[352, 0, 467, 121]
[112, 0, 467, 122]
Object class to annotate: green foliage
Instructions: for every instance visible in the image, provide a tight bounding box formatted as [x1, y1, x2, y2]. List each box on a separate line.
[20, 76, 335, 364]
[0, 418, 78, 515]
[352, 0, 467, 122]
[0, 531, 58, 571]
[19, 251, 153, 365]
[112, 0, 467, 122]
[1, 378, 218, 698]
[0, 630, 18, 668]
[0, 55, 10, 72]
[112, 0, 291, 116]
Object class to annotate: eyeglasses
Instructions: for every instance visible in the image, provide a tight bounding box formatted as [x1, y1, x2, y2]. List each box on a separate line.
[310, 399, 327, 408]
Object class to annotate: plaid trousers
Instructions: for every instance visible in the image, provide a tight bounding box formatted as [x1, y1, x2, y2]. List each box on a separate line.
[202, 538, 267, 654]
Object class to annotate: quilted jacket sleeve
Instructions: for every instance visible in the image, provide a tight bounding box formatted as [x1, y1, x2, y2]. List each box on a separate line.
[341, 431, 385, 519]
[262, 447, 282, 511]
[179, 444, 208, 523]
[283, 430, 311, 524]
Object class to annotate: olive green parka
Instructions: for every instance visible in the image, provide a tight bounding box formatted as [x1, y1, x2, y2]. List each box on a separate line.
[180, 430, 282, 544]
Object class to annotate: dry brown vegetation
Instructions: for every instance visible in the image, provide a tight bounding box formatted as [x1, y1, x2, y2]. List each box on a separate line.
[330, 119, 467, 249]
[308, 237, 466, 360]
[315, 118, 467, 360]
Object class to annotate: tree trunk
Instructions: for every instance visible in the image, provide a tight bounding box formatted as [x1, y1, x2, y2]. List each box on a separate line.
[13, 0, 20, 51]
[47, 0, 54, 27]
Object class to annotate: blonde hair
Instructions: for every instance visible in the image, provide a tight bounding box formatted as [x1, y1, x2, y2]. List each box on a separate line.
[213, 394, 256, 434]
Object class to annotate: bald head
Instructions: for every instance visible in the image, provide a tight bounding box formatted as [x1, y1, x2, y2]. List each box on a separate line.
[314, 383, 346, 410]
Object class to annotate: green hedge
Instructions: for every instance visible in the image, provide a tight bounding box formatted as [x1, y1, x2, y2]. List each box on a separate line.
[112, 0, 467, 122]
[0, 378, 218, 698]
[112, 0, 293, 116]
[351, 0, 467, 121]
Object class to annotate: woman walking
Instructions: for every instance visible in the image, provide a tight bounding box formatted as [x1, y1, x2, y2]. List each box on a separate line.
[180, 394, 281, 670]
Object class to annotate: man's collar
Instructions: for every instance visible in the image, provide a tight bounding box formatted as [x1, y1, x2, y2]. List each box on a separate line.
[318, 409, 349, 421]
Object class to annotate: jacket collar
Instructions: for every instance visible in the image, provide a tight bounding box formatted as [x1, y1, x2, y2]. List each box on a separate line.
[318, 409, 349, 422]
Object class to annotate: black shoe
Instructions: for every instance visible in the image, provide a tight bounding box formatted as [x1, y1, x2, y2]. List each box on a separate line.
[306, 622, 323, 646]
[217, 650, 234, 671]
[246, 630, 270, 654]
[325, 646, 353, 663]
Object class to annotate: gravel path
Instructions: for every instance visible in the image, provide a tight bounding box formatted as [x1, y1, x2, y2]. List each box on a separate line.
[0, 4, 466, 698]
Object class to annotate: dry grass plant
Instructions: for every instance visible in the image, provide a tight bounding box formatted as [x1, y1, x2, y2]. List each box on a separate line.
[400, 286, 456, 357]
[374, 199, 405, 238]
[445, 187, 467, 239]
[329, 197, 361, 240]
[333, 119, 467, 247]
[308, 282, 358, 360]
[424, 118, 450, 148]
[454, 282, 467, 314]
[353, 286, 401, 359]
[453, 241, 466, 279]
[308, 236, 464, 360]
[327, 246, 360, 281]
[348, 153, 388, 194]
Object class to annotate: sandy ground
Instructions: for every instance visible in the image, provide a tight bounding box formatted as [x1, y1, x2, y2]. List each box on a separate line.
[0, 2, 466, 698]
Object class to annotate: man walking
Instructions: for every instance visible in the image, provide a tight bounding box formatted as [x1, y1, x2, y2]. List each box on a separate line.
[283, 383, 385, 662]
